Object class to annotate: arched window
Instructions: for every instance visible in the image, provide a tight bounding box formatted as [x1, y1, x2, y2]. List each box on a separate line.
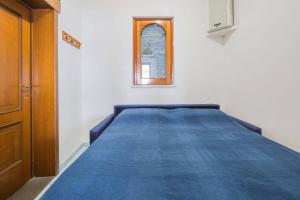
[141, 24, 166, 79]
[133, 18, 173, 85]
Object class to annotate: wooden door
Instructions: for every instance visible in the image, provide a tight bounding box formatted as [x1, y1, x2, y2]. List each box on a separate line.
[0, 1, 31, 199]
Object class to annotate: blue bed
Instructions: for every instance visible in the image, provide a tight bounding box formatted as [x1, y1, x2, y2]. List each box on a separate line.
[41, 105, 300, 200]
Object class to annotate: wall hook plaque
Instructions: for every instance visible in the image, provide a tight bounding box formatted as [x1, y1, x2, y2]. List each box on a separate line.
[62, 31, 81, 49]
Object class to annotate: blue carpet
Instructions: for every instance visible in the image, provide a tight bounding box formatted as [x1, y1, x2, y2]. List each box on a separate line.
[41, 108, 300, 200]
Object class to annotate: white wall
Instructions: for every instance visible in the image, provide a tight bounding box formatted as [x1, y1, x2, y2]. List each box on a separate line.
[58, 0, 85, 166]
[79, 0, 300, 152]
[222, 0, 300, 152]
[81, 0, 222, 140]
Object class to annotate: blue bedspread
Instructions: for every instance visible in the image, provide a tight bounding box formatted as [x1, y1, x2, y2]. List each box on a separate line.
[41, 109, 300, 200]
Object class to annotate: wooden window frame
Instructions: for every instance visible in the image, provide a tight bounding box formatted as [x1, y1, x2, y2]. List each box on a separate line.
[133, 17, 174, 85]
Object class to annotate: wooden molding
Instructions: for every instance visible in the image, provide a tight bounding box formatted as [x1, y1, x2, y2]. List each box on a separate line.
[21, 0, 61, 12]
[32, 9, 59, 176]
[44, 0, 60, 12]
[62, 31, 81, 49]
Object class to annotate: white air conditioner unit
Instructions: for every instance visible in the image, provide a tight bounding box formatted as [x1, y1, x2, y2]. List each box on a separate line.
[208, 0, 235, 36]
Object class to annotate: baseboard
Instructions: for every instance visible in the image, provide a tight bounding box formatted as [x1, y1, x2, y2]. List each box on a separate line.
[59, 143, 90, 172]
[35, 143, 89, 200]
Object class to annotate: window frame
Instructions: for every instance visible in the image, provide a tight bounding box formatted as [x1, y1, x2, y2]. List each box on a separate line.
[133, 17, 174, 85]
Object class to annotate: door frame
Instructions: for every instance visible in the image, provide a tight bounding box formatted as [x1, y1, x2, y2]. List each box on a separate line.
[31, 8, 59, 177]
[21, 0, 60, 177]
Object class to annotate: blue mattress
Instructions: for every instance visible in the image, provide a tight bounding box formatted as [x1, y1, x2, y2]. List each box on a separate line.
[41, 108, 300, 200]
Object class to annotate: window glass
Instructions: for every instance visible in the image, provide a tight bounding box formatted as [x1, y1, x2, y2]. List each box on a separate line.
[141, 24, 166, 78]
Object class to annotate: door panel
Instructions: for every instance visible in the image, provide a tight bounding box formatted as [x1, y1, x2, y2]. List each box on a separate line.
[0, 5, 21, 114]
[0, 1, 31, 199]
[0, 123, 22, 175]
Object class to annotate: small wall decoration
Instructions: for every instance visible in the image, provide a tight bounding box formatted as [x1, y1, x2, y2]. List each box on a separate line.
[62, 31, 81, 49]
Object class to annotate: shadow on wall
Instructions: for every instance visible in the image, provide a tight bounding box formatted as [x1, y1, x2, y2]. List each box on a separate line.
[206, 31, 235, 45]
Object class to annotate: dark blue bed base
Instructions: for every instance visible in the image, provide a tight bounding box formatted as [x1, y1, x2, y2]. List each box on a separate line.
[90, 104, 262, 144]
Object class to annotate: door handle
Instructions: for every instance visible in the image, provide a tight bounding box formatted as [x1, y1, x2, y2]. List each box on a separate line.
[22, 85, 31, 95]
